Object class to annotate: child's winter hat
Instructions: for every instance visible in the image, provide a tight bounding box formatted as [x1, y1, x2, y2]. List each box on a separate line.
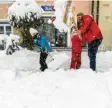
[29, 28, 38, 37]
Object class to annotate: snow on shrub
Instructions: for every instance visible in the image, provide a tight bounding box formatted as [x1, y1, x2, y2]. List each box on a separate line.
[5, 34, 20, 50]
[8, 0, 43, 28]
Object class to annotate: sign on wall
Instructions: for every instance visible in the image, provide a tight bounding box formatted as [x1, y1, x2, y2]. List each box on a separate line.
[41, 6, 55, 11]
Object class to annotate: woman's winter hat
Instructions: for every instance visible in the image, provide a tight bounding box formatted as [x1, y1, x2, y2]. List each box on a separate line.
[29, 28, 38, 37]
[77, 12, 84, 16]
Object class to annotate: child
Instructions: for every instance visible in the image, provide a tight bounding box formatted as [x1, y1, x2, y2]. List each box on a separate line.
[70, 29, 84, 69]
[30, 28, 52, 71]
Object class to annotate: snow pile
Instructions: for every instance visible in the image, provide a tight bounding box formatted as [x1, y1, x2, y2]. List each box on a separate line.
[53, 0, 68, 32]
[0, 49, 39, 71]
[1, 49, 112, 108]
[8, 0, 42, 22]
[0, 69, 15, 84]
[0, 49, 112, 108]
[48, 53, 69, 71]
[0, 68, 112, 108]
[5, 34, 20, 51]
[99, 70, 112, 95]
[0, 48, 69, 73]
[79, 51, 112, 72]
[0, 34, 7, 44]
[97, 51, 112, 72]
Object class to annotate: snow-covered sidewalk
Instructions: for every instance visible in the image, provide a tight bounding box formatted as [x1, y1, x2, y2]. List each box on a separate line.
[0, 49, 112, 108]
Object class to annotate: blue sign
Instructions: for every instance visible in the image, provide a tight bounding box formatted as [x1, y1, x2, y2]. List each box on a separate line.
[41, 6, 55, 11]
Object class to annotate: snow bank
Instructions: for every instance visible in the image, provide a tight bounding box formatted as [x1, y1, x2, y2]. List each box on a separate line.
[0, 48, 39, 71]
[98, 68, 112, 95]
[0, 68, 112, 108]
[0, 48, 69, 73]
[1, 49, 112, 108]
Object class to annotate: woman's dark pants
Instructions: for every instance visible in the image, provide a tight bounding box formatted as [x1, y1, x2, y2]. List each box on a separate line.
[88, 39, 102, 71]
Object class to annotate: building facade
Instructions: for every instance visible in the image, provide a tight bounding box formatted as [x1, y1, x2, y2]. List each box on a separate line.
[0, 1, 12, 35]
[98, 1, 112, 50]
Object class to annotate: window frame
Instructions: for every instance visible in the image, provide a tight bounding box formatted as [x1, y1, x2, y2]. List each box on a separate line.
[0, 24, 13, 35]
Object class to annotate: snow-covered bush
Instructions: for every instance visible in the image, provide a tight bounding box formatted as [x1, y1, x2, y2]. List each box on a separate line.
[0, 34, 8, 50]
[8, 0, 44, 50]
[6, 34, 21, 55]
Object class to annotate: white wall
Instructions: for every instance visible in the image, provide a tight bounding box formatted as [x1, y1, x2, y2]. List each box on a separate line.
[99, 1, 112, 50]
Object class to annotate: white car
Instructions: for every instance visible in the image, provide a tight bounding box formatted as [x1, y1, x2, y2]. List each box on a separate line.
[0, 34, 7, 50]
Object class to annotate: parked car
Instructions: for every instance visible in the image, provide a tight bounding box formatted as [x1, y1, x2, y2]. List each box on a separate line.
[0, 34, 7, 50]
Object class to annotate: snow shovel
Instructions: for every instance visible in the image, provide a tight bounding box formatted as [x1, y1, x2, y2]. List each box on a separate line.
[48, 53, 54, 61]
[47, 55, 54, 63]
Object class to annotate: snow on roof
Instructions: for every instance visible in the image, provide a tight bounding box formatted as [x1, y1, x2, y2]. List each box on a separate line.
[8, 0, 42, 21]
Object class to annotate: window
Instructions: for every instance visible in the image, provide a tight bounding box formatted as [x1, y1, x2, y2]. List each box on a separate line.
[0, 21, 12, 35]
[0, 26, 4, 34]
[6, 26, 11, 35]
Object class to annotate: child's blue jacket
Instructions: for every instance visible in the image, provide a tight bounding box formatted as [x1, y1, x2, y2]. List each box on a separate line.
[35, 34, 52, 53]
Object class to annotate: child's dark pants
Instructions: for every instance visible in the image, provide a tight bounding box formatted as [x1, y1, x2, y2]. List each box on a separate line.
[40, 52, 48, 71]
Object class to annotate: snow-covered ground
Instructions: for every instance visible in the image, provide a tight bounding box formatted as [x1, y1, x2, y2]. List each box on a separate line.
[0, 48, 112, 108]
